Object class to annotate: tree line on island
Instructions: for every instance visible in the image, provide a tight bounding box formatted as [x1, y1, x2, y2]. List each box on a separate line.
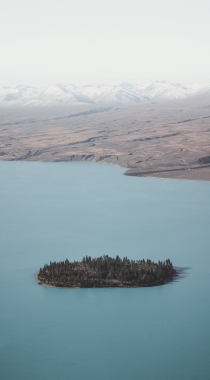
[37, 255, 177, 288]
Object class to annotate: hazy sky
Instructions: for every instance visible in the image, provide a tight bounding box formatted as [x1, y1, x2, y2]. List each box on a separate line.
[1, 0, 210, 87]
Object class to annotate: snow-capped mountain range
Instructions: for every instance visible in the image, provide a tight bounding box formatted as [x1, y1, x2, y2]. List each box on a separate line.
[0, 81, 209, 107]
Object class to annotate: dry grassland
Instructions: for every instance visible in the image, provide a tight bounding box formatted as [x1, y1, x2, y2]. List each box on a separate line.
[0, 95, 210, 180]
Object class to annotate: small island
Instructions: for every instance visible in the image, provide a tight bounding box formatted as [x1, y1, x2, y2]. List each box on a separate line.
[37, 255, 177, 288]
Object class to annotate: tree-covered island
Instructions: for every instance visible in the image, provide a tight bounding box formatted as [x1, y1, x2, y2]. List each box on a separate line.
[37, 255, 177, 287]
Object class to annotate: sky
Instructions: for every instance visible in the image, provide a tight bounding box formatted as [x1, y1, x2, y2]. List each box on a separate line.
[1, 0, 210, 87]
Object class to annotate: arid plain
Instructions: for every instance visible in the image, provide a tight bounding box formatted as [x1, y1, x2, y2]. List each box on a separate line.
[1, 94, 210, 181]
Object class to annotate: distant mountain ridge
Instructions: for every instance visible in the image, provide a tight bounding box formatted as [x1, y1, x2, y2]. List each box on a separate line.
[0, 81, 209, 107]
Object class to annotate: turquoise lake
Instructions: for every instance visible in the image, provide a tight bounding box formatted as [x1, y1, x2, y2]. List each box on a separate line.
[0, 161, 210, 380]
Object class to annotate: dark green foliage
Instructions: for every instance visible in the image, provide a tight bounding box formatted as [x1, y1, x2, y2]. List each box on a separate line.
[37, 255, 177, 288]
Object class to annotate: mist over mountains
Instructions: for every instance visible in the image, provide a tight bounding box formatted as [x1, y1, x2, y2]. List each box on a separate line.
[0, 81, 209, 107]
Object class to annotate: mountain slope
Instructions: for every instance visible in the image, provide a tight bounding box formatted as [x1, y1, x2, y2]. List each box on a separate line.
[0, 81, 208, 107]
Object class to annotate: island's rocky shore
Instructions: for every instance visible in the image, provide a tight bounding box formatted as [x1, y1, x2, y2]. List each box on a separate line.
[37, 255, 177, 288]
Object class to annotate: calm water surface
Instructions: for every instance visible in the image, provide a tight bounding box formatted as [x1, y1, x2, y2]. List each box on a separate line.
[0, 162, 210, 380]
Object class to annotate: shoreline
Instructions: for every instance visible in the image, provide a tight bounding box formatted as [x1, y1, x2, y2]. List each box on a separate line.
[1, 158, 210, 182]
[36, 277, 173, 288]
[36, 272, 178, 290]
[124, 163, 210, 182]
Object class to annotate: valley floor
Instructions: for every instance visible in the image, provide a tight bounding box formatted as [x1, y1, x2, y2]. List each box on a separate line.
[1, 96, 210, 181]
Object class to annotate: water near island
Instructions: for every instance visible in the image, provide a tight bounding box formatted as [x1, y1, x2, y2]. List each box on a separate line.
[0, 161, 210, 380]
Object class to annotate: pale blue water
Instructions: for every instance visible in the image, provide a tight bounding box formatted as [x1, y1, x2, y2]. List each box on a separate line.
[0, 161, 210, 380]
